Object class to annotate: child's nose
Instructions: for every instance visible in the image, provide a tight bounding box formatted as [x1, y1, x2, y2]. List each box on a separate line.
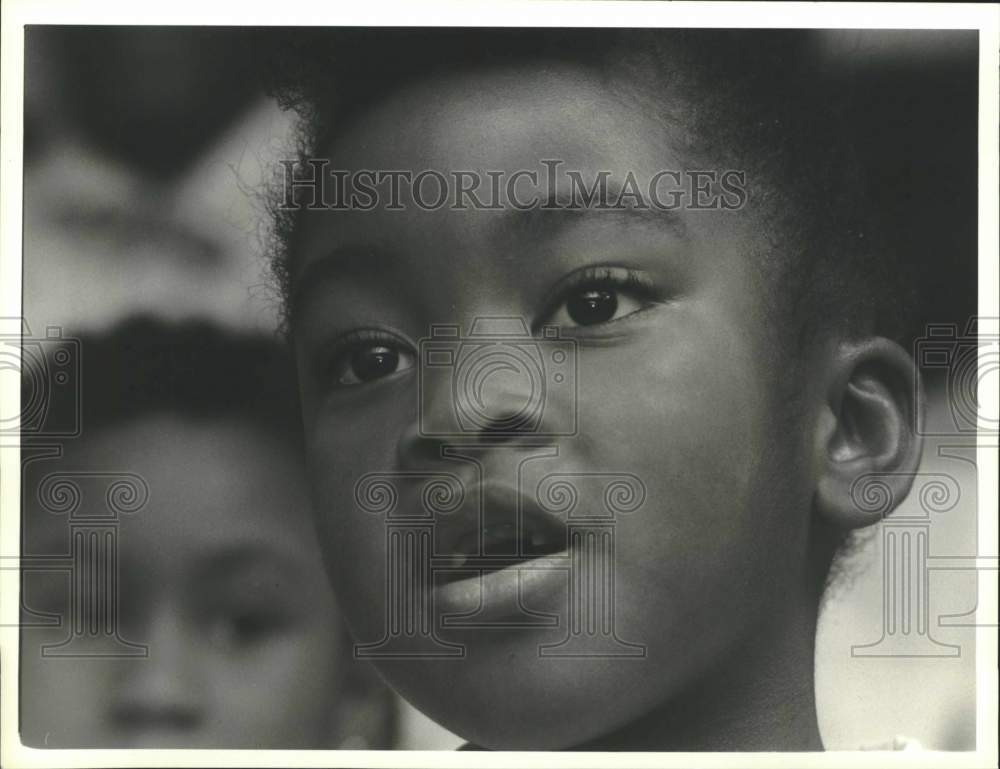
[398, 362, 540, 468]
[107, 610, 206, 736]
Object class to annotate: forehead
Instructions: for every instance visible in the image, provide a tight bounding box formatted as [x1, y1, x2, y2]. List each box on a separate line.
[292, 64, 752, 294]
[323, 64, 680, 170]
[24, 415, 316, 557]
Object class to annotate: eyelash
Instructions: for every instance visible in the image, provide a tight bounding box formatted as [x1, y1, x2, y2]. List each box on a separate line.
[316, 265, 660, 389]
[329, 328, 403, 354]
[539, 265, 658, 325]
[562, 265, 653, 294]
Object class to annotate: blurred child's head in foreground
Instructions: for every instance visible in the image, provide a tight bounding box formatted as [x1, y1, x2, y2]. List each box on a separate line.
[20, 316, 395, 748]
[266, 29, 975, 749]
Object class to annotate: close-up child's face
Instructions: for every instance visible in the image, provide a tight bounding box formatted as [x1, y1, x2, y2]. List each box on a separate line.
[293, 65, 828, 748]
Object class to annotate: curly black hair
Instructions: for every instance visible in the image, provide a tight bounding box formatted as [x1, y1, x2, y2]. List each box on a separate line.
[29, 315, 302, 446]
[259, 28, 977, 595]
[262, 27, 977, 356]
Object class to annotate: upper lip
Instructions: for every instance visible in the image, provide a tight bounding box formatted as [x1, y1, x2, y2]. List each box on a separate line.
[432, 481, 568, 563]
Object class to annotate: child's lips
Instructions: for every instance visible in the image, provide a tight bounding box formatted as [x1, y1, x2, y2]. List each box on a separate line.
[429, 482, 571, 620]
[433, 550, 570, 625]
[433, 481, 568, 563]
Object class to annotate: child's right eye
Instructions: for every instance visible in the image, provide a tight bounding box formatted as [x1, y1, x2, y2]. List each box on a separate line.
[322, 331, 415, 388]
[206, 610, 287, 651]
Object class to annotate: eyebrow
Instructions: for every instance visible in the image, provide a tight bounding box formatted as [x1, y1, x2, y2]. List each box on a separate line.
[291, 244, 397, 312]
[196, 543, 307, 583]
[487, 189, 689, 245]
[290, 192, 688, 312]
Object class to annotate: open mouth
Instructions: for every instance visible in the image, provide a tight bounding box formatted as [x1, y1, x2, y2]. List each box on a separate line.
[433, 486, 568, 587]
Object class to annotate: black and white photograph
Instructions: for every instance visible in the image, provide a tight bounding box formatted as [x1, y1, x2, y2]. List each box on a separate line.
[0, 2, 997, 766]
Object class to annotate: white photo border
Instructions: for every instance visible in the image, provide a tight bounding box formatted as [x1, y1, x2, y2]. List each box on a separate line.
[1, 2, 997, 767]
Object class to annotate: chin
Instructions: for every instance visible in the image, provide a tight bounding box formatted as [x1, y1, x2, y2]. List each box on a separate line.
[378, 647, 673, 750]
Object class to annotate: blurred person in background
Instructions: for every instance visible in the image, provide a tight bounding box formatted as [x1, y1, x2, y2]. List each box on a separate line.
[19, 317, 396, 748]
[19, 25, 454, 748]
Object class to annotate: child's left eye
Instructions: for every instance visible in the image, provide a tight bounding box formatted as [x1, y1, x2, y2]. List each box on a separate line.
[207, 611, 285, 650]
[545, 266, 658, 328]
[561, 287, 642, 326]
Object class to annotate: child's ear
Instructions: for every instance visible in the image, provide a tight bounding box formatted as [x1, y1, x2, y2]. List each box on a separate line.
[814, 337, 924, 529]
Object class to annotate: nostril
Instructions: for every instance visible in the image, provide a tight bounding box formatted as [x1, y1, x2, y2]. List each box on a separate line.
[479, 410, 532, 435]
[109, 654, 205, 735]
[397, 421, 450, 466]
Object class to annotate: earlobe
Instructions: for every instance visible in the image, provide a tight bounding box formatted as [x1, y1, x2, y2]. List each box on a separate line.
[814, 337, 924, 529]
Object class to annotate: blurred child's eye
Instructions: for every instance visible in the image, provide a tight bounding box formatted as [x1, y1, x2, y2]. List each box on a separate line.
[207, 611, 286, 651]
[323, 330, 415, 387]
[545, 266, 659, 328]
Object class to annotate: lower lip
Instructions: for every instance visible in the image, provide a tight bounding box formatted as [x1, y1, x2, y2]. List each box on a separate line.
[432, 551, 570, 625]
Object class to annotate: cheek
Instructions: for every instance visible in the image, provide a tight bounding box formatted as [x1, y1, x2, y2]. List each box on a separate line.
[305, 403, 409, 639]
[304, 375, 413, 475]
[576, 315, 768, 500]
[573, 319, 802, 641]
[211, 636, 343, 745]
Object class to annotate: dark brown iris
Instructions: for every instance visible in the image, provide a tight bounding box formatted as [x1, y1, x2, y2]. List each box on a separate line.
[567, 288, 617, 325]
[350, 345, 399, 382]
